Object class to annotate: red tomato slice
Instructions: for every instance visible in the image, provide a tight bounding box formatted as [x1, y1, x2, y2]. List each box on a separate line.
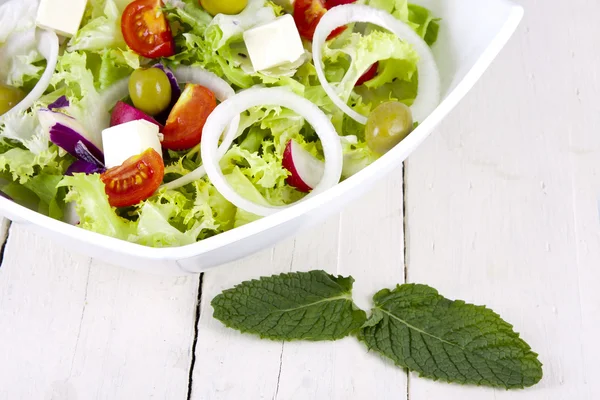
[122, 0, 175, 58]
[294, 0, 356, 41]
[356, 62, 380, 86]
[101, 148, 165, 208]
[162, 84, 217, 151]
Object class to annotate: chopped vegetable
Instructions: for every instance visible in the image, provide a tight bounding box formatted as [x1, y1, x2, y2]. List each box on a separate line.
[48, 96, 70, 111]
[282, 140, 324, 193]
[38, 109, 104, 163]
[102, 120, 163, 169]
[121, 0, 175, 58]
[66, 160, 106, 176]
[101, 148, 165, 207]
[201, 87, 342, 217]
[312, 4, 440, 124]
[162, 83, 217, 150]
[110, 101, 164, 130]
[0, 0, 443, 247]
[293, 0, 355, 41]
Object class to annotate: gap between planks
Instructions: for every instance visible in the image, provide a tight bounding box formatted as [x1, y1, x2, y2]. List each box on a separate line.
[0, 220, 12, 268]
[186, 273, 205, 400]
[402, 161, 410, 400]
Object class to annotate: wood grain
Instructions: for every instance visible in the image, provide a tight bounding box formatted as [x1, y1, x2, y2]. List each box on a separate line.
[0, 225, 199, 399]
[191, 170, 406, 400]
[0, 0, 598, 398]
[405, 0, 600, 398]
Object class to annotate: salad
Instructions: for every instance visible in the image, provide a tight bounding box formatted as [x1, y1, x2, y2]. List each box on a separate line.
[0, 0, 441, 247]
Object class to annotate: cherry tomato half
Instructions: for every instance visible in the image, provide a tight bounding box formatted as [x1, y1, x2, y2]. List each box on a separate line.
[162, 84, 217, 150]
[293, 0, 356, 41]
[101, 148, 165, 208]
[121, 0, 175, 58]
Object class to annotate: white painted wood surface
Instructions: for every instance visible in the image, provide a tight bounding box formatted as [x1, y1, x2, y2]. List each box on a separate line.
[1, 0, 599, 398]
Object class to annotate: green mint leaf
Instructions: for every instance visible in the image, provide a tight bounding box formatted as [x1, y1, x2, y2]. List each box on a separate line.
[359, 284, 543, 389]
[211, 270, 367, 341]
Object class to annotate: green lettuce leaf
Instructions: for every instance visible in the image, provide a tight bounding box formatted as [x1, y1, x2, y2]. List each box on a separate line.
[359, 284, 544, 389]
[0, 0, 38, 44]
[408, 4, 441, 46]
[68, 0, 126, 52]
[366, 1, 440, 46]
[323, 30, 419, 104]
[0, 110, 50, 155]
[59, 173, 238, 247]
[212, 270, 368, 341]
[59, 173, 137, 240]
[0, 147, 66, 184]
[166, 0, 306, 89]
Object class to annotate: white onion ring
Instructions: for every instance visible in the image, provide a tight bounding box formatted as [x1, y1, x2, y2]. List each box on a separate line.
[2, 29, 59, 118]
[161, 66, 240, 190]
[312, 4, 441, 125]
[201, 87, 343, 217]
[99, 77, 130, 110]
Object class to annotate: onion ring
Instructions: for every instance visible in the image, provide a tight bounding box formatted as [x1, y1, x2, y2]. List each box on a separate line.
[312, 4, 441, 124]
[201, 87, 343, 217]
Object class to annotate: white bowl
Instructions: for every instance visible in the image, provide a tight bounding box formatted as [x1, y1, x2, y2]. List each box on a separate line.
[0, 0, 524, 275]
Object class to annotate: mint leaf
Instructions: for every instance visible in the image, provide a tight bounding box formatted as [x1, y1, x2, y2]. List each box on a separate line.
[211, 270, 367, 341]
[359, 284, 543, 389]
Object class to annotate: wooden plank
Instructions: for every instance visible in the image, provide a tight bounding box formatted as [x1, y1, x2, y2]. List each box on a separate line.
[405, 0, 600, 398]
[275, 168, 407, 400]
[0, 225, 199, 399]
[192, 168, 407, 400]
[190, 217, 339, 400]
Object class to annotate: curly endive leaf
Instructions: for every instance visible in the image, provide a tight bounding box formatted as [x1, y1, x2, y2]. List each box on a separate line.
[212, 270, 367, 341]
[359, 284, 543, 389]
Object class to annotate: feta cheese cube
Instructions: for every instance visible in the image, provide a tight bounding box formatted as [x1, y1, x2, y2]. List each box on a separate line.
[243, 14, 305, 72]
[102, 120, 163, 169]
[36, 0, 88, 37]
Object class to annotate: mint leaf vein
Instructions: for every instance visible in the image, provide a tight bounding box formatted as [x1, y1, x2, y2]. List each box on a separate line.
[211, 270, 367, 341]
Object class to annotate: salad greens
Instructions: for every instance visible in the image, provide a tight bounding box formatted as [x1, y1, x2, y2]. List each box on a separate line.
[0, 0, 440, 247]
[212, 270, 544, 390]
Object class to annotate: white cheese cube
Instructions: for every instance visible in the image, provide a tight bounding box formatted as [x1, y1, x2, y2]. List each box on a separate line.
[102, 120, 163, 169]
[36, 0, 88, 37]
[243, 14, 305, 72]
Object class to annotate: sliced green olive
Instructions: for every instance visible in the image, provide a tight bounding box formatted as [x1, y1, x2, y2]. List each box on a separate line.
[365, 101, 414, 154]
[0, 84, 26, 116]
[128, 68, 172, 116]
[200, 0, 248, 16]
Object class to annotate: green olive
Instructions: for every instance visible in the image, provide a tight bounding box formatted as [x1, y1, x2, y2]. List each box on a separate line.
[200, 0, 248, 16]
[128, 68, 173, 116]
[0, 84, 25, 116]
[365, 101, 414, 154]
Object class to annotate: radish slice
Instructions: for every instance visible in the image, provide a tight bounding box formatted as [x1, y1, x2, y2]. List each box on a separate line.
[282, 140, 325, 193]
[161, 66, 241, 190]
[312, 4, 441, 125]
[201, 87, 343, 217]
[111, 101, 164, 130]
[2, 29, 59, 118]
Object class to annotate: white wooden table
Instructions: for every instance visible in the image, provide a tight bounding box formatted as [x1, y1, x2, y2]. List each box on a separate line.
[1, 0, 599, 398]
